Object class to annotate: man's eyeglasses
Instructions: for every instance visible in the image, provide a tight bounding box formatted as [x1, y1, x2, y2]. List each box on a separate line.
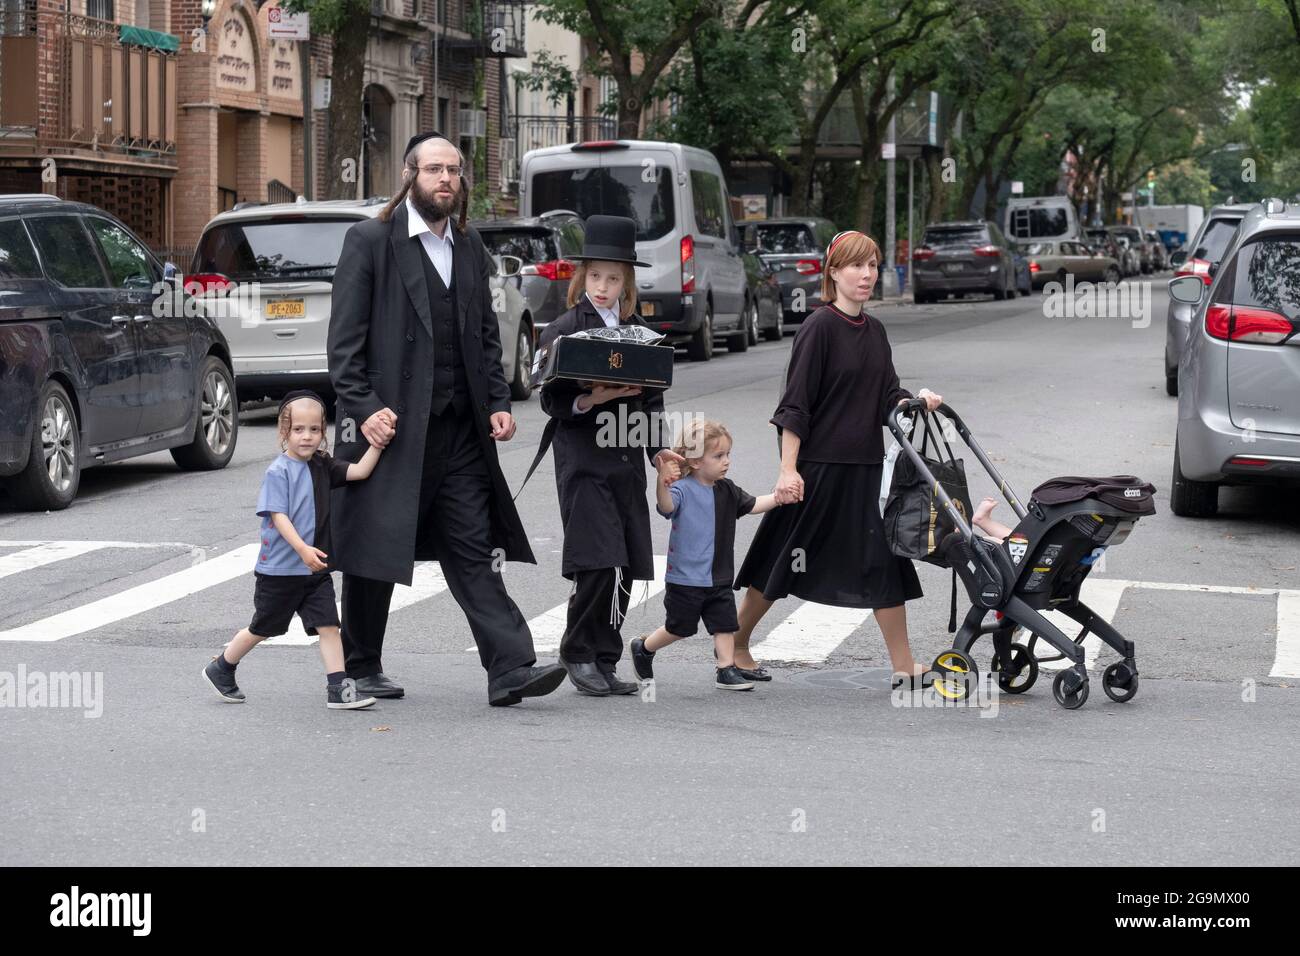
[411, 163, 463, 178]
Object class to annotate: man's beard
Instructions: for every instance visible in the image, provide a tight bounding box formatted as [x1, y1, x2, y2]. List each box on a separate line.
[409, 176, 461, 224]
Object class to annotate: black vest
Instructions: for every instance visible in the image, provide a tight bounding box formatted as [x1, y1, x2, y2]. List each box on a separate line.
[419, 244, 470, 417]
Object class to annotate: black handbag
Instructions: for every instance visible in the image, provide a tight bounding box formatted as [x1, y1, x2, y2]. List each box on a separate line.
[883, 410, 973, 567]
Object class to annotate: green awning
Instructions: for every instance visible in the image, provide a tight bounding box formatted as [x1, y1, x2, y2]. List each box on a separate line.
[119, 25, 180, 53]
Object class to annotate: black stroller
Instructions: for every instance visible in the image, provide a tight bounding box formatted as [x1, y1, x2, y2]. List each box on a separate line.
[885, 400, 1155, 710]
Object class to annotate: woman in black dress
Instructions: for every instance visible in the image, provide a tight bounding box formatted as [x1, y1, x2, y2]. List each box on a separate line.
[732, 230, 942, 683]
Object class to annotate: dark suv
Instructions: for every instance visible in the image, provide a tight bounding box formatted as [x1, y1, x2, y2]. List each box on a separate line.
[0, 195, 236, 511]
[912, 220, 1019, 303]
[471, 211, 585, 343]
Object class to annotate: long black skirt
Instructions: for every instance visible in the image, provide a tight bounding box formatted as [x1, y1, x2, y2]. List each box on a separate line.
[734, 460, 923, 609]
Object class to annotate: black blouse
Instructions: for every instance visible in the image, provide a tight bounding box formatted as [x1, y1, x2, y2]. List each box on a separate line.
[770, 303, 912, 464]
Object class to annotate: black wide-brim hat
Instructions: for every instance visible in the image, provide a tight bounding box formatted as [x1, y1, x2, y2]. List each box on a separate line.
[571, 214, 650, 267]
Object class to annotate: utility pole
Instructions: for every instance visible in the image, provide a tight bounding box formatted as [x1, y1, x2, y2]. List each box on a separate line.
[882, 71, 897, 297]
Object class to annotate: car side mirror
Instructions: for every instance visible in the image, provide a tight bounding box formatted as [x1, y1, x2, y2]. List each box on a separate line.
[1168, 275, 1205, 304]
[1170, 250, 1187, 267]
[499, 254, 522, 278]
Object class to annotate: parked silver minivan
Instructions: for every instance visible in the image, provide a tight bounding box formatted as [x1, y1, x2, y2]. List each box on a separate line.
[518, 139, 750, 361]
[1168, 199, 1300, 517]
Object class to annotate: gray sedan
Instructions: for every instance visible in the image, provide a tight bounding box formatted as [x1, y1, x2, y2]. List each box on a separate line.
[1023, 240, 1121, 289]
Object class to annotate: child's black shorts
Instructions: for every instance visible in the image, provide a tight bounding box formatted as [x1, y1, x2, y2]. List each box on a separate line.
[249, 571, 339, 638]
[663, 582, 739, 637]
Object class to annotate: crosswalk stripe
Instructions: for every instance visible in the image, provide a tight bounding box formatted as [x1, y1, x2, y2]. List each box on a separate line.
[0, 541, 111, 581]
[753, 602, 873, 662]
[1270, 590, 1300, 679]
[0, 544, 260, 642]
[473, 556, 669, 654]
[263, 563, 450, 646]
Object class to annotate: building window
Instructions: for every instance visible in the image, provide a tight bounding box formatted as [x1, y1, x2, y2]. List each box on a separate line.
[87, 0, 114, 22]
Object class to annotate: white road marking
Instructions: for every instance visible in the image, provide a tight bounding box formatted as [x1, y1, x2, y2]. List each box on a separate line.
[0, 544, 259, 642]
[1271, 590, 1300, 679]
[754, 602, 874, 663]
[0, 541, 111, 581]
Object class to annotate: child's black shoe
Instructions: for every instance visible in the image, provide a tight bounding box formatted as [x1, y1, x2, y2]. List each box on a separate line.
[715, 665, 754, 691]
[630, 637, 655, 682]
[327, 678, 378, 710]
[203, 657, 245, 702]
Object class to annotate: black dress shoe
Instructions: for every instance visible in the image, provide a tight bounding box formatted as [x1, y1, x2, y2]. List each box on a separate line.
[488, 663, 567, 707]
[560, 659, 611, 696]
[737, 665, 772, 682]
[353, 672, 405, 698]
[598, 667, 639, 695]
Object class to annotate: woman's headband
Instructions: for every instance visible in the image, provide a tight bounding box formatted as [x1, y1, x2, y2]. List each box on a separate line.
[826, 230, 865, 259]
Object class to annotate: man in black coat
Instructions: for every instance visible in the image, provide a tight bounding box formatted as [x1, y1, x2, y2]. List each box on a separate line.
[327, 132, 565, 707]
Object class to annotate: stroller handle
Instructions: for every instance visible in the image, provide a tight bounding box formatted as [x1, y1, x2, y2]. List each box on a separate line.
[887, 399, 1029, 524]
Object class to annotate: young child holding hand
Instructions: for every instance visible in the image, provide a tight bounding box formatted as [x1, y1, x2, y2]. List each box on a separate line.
[203, 390, 384, 710]
[631, 419, 782, 691]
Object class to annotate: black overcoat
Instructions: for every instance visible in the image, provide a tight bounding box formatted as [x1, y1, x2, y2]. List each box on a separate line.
[538, 298, 667, 580]
[327, 203, 534, 586]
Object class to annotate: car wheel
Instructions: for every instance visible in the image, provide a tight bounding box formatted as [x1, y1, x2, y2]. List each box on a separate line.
[746, 298, 760, 346]
[1103, 267, 1120, 284]
[1170, 437, 1218, 517]
[8, 379, 80, 511]
[687, 304, 713, 362]
[171, 355, 238, 471]
[728, 304, 751, 354]
[1165, 367, 1178, 397]
[510, 325, 534, 401]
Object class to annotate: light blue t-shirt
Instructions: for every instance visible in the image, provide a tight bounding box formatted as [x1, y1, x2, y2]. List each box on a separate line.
[657, 475, 755, 587]
[256, 454, 316, 575]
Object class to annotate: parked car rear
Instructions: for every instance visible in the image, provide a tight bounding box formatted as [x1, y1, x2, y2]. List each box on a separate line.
[1169, 199, 1300, 517]
[0, 195, 236, 511]
[472, 211, 585, 342]
[741, 217, 838, 324]
[912, 220, 1018, 303]
[191, 199, 536, 406]
[1163, 203, 1252, 395]
[1022, 240, 1121, 289]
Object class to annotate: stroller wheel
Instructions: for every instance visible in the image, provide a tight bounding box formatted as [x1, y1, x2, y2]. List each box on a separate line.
[931, 649, 976, 702]
[1102, 662, 1139, 703]
[1052, 670, 1089, 710]
[992, 642, 1038, 694]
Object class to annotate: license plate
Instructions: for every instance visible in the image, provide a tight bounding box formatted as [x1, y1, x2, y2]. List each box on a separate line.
[641, 301, 656, 316]
[941, 263, 962, 275]
[266, 299, 305, 318]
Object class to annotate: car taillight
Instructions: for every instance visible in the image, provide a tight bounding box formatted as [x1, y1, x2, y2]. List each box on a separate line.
[913, 247, 935, 261]
[795, 258, 822, 275]
[1228, 456, 1272, 467]
[1205, 304, 1232, 339]
[681, 234, 695, 294]
[522, 259, 575, 281]
[1175, 257, 1213, 285]
[1029, 261, 1040, 273]
[972, 244, 1000, 257]
[186, 272, 231, 294]
[1229, 305, 1295, 344]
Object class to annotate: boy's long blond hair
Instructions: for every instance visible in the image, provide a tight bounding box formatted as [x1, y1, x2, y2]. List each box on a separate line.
[277, 397, 329, 454]
[672, 418, 731, 477]
[567, 260, 639, 320]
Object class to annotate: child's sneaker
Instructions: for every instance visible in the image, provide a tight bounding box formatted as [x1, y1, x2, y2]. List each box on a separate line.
[203, 657, 245, 703]
[327, 678, 378, 710]
[630, 636, 655, 681]
[715, 665, 754, 691]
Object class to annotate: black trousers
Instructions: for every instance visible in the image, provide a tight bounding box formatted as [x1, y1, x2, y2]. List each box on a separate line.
[560, 566, 631, 669]
[340, 403, 536, 683]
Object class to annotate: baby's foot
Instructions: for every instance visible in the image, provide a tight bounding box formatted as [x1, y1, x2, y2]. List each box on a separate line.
[973, 496, 998, 524]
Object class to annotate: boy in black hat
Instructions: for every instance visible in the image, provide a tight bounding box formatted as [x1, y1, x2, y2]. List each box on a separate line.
[202, 390, 385, 710]
[537, 215, 687, 696]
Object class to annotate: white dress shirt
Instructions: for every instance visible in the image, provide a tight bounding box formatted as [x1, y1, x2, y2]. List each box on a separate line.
[406, 196, 454, 288]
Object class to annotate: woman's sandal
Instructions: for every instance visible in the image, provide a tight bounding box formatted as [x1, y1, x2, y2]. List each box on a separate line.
[891, 669, 935, 691]
[716, 648, 773, 682]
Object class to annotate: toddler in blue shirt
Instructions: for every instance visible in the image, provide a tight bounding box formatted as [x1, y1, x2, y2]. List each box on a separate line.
[202, 390, 383, 710]
[631, 419, 781, 691]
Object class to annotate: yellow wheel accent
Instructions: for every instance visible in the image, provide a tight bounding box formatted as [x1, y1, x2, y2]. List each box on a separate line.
[931, 651, 974, 701]
[935, 652, 971, 673]
[933, 677, 968, 700]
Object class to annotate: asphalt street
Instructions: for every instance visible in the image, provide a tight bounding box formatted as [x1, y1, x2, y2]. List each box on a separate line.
[2, 281, 1298, 865]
